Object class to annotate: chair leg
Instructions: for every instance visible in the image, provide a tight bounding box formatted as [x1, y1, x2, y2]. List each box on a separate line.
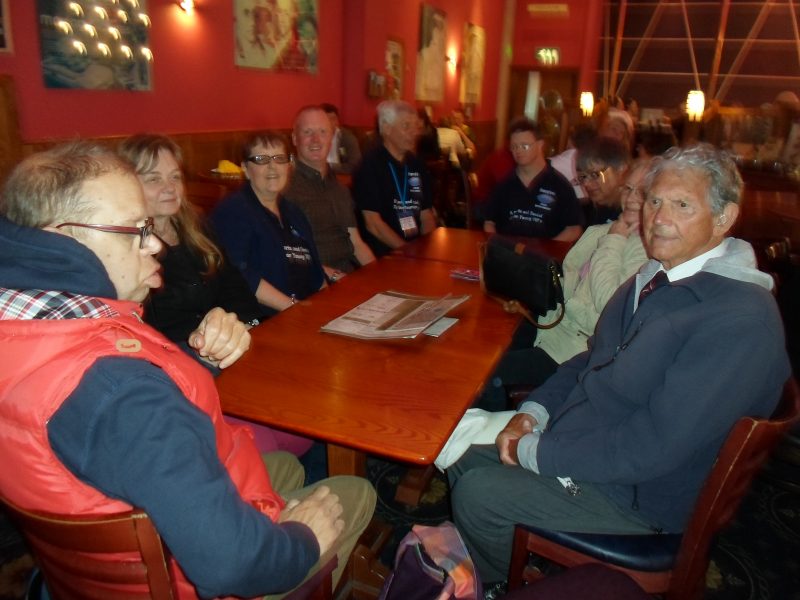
[394, 465, 437, 507]
[507, 526, 529, 590]
[334, 518, 391, 600]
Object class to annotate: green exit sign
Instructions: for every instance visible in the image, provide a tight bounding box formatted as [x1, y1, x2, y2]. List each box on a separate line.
[536, 47, 560, 65]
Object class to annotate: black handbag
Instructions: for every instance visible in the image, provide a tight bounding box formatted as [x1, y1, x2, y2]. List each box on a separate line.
[479, 235, 565, 328]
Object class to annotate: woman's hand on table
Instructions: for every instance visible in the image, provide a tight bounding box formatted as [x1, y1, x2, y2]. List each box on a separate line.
[323, 265, 347, 283]
[188, 307, 251, 369]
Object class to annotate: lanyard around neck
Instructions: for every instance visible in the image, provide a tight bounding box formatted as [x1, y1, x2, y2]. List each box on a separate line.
[388, 162, 408, 207]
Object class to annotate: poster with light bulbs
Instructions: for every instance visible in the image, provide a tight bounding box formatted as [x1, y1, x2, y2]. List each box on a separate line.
[37, 0, 152, 90]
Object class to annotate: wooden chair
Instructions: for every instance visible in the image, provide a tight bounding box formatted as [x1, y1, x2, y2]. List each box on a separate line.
[4, 500, 337, 600]
[507, 377, 800, 600]
[2, 503, 177, 600]
[184, 180, 227, 216]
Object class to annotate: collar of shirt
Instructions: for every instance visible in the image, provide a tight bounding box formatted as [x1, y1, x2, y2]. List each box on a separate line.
[327, 129, 341, 164]
[294, 158, 333, 186]
[634, 238, 729, 311]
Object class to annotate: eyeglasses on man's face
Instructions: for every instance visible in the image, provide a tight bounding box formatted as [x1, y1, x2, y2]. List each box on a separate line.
[577, 166, 610, 184]
[510, 142, 535, 152]
[55, 217, 155, 249]
[245, 154, 292, 165]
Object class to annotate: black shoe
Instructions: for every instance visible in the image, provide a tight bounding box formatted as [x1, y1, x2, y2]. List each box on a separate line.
[483, 581, 507, 600]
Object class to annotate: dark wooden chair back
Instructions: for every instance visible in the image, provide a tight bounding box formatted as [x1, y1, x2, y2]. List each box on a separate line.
[666, 376, 800, 599]
[185, 180, 227, 215]
[1, 501, 176, 600]
[508, 377, 800, 600]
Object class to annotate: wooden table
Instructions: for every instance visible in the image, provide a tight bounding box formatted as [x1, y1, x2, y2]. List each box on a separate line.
[216, 228, 571, 477]
[216, 258, 515, 476]
[399, 227, 573, 265]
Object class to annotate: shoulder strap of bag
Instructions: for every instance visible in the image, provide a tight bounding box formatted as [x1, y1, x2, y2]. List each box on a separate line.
[478, 241, 566, 329]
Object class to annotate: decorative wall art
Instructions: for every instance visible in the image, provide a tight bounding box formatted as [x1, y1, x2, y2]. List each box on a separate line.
[234, 0, 318, 73]
[37, 0, 153, 90]
[0, 0, 12, 53]
[415, 4, 445, 103]
[367, 70, 386, 99]
[385, 38, 403, 100]
[460, 23, 485, 106]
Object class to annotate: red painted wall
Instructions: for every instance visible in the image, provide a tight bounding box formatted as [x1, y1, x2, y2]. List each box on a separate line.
[341, 0, 505, 127]
[0, 0, 502, 141]
[512, 0, 602, 91]
[0, 1, 591, 142]
[0, 0, 345, 141]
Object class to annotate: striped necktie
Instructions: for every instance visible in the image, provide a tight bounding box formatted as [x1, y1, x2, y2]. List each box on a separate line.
[638, 270, 669, 307]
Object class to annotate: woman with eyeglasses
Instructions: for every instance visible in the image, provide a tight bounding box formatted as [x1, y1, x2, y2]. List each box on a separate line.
[479, 160, 650, 410]
[118, 133, 313, 457]
[210, 131, 325, 314]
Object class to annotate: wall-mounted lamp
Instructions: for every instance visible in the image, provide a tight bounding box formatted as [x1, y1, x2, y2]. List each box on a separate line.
[446, 54, 457, 75]
[179, 0, 195, 12]
[579, 91, 594, 117]
[686, 90, 705, 122]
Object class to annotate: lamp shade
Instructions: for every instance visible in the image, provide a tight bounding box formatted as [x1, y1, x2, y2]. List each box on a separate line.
[686, 90, 705, 122]
[579, 91, 594, 117]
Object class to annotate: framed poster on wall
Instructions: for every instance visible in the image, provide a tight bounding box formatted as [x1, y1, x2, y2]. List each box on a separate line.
[460, 23, 485, 106]
[0, 0, 12, 53]
[234, 0, 319, 73]
[37, 0, 152, 90]
[385, 38, 403, 100]
[415, 4, 445, 103]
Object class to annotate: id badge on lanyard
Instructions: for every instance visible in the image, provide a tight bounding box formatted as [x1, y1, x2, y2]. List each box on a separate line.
[398, 212, 419, 238]
[389, 162, 419, 239]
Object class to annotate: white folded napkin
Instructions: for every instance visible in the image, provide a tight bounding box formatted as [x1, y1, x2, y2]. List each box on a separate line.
[434, 409, 516, 471]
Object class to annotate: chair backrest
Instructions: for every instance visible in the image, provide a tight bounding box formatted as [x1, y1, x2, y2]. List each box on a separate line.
[1, 500, 176, 600]
[185, 180, 227, 215]
[668, 377, 800, 600]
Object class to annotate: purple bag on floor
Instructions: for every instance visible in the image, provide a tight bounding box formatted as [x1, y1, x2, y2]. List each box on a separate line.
[379, 521, 482, 600]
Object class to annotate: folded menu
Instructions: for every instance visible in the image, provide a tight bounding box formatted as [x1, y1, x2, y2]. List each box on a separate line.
[320, 290, 469, 340]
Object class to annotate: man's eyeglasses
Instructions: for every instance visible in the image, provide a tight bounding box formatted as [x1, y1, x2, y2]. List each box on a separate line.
[245, 154, 292, 165]
[55, 217, 155, 249]
[576, 167, 609, 184]
[509, 143, 535, 152]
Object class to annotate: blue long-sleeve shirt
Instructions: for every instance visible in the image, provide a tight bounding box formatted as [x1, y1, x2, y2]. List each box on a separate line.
[0, 218, 319, 598]
[48, 357, 319, 598]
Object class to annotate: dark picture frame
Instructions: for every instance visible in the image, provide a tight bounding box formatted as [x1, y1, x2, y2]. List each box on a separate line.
[0, 0, 13, 53]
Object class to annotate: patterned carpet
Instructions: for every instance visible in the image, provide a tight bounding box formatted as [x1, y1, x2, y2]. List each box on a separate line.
[1, 455, 798, 599]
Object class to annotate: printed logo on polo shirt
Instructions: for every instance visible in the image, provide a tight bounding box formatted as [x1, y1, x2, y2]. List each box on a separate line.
[284, 244, 312, 265]
[536, 189, 557, 206]
[393, 197, 421, 211]
[408, 172, 422, 192]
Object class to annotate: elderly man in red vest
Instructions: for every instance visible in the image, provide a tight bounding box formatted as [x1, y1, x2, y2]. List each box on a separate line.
[0, 142, 375, 599]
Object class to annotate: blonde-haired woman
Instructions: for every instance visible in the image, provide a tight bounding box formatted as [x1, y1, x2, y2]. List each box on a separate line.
[119, 134, 312, 457]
